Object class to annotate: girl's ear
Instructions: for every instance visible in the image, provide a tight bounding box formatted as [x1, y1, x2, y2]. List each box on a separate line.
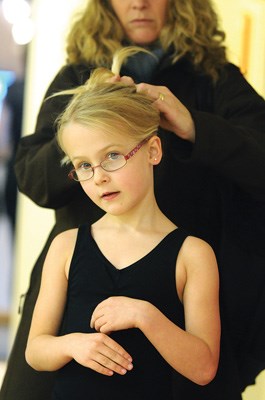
[148, 135, 162, 165]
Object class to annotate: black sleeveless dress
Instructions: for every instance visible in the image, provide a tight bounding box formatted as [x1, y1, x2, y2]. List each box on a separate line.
[51, 224, 186, 399]
[52, 224, 242, 400]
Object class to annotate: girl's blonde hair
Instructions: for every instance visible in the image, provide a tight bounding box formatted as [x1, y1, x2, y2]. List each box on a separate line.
[56, 48, 160, 163]
[66, 0, 227, 81]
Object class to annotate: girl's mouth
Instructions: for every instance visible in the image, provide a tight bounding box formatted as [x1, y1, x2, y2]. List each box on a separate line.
[101, 192, 119, 200]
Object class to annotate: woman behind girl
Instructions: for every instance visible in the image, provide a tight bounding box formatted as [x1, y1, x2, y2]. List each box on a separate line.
[25, 49, 220, 400]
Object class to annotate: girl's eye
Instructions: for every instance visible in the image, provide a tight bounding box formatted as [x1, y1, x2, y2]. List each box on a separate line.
[107, 152, 120, 160]
[79, 162, 91, 170]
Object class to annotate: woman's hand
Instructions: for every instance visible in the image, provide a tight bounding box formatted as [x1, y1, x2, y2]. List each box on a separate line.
[69, 332, 133, 376]
[109, 76, 195, 142]
[137, 83, 195, 142]
[90, 296, 146, 334]
[107, 74, 135, 85]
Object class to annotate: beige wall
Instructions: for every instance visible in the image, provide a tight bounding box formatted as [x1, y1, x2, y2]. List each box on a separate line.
[214, 0, 265, 96]
[10, 0, 86, 340]
[10, 1, 265, 398]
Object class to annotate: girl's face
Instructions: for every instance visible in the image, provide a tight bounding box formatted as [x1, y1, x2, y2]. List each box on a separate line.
[62, 122, 159, 217]
[110, 0, 168, 45]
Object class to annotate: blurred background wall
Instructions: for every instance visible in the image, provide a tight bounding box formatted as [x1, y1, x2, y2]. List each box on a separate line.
[0, 0, 265, 398]
[8, 0, 86, 340]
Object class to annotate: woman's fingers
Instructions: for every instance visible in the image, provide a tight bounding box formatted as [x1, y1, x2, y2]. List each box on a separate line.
[107, 75, 135, 85]
[136, 82, 195, 142]
[136, 82, 168, 101]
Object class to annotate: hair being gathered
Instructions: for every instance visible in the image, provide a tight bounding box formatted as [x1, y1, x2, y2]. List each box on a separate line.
[66, 0, 227, 81]
[56, 47, 160, 162]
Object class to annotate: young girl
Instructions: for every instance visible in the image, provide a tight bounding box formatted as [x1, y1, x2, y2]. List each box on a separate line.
[25, 50, 220, 400]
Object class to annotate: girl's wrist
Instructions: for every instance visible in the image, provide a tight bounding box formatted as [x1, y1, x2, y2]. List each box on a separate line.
[61, 333, 79, 360]
[136, 301, 157, 330]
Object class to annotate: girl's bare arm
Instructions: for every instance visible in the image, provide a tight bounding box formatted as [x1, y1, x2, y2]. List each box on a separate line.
[91, 237, 220, 385]
[25, 230, 133, 376]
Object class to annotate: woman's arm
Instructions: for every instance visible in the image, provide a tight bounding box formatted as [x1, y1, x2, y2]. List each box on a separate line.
[25, 230, 133, 376]
[137, 65, 265, 198]
[191, 65, 265, 198]
[14, 65, 90, 209]
[90, 237, 220, 385]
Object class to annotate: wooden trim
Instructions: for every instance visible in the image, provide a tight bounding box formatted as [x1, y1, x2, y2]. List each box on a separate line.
[0, 313, 10, 326]
[240, 13, 252, 76]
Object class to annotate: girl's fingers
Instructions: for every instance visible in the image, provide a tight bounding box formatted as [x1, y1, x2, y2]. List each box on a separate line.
[104, 336, 133, 362]
[96, 347, 133, 375]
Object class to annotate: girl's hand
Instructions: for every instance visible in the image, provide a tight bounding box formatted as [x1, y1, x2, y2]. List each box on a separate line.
[136, 83, 195, 143]
[90, 296, 145, 334]
[70, 332, 133, 376]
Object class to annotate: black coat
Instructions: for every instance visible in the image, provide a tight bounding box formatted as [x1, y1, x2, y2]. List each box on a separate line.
[1, 57, 265, 400]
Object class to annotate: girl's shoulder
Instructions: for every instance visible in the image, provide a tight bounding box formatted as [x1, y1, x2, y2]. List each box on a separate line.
[179, 236, 218, 273]
[181, 235, 213, 251]
[55, 227, 78, 243]
[41, 229, 79, 280]
[48, 228, 79, 278]
[176, 235, 218, 303]
[50, 228, 79, 256]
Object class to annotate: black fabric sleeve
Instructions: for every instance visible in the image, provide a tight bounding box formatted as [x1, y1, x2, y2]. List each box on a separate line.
[190, 64, 265, 199]
[14, 64, 91, 209]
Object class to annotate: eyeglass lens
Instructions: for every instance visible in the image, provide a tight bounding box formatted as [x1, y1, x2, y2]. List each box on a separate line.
[71, 154, 126, 181]
[69, 135, 152, 182]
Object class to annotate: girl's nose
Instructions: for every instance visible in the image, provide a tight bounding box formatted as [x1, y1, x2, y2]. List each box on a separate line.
[92, 166, 110, 185]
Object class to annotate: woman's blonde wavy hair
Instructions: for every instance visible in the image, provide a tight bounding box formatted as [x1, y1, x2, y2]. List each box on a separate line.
[56, 47, 160, 164]
[66, 0, 227, 81]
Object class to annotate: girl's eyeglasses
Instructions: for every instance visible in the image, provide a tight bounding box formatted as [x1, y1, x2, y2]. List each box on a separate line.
[68, 136, 152, 182]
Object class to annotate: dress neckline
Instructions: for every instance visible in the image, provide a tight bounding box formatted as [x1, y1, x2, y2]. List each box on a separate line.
[88, 226, 179, 272]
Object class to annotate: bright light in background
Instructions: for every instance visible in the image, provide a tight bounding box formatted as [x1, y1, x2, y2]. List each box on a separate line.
[12, 17, 34, 44]
[2, 0, 31, 24]
[2, 0, 34, 45]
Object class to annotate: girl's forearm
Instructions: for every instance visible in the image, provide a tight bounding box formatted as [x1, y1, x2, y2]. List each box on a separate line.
[25, 333, 74, 371]
[137, 302, 219, 385]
